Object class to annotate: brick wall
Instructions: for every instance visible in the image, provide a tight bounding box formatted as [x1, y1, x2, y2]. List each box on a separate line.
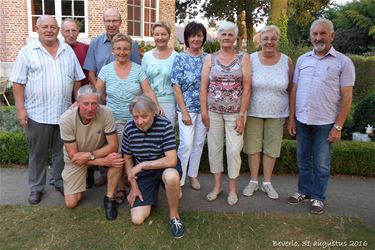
[0, 0, 28, 63]
[0, 0, 176, 70]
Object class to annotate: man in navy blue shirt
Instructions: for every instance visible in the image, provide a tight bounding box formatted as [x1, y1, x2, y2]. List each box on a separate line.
[122, 95, 184, 239]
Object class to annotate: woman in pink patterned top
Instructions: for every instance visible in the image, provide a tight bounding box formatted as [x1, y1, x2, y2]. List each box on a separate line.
[200, 21, 251, 206]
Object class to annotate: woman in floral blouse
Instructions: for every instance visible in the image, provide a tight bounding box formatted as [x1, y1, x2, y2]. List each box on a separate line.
[171, 22, 207, 194]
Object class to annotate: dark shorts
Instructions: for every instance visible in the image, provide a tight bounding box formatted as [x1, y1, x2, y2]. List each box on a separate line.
[132, 159, 182, 208]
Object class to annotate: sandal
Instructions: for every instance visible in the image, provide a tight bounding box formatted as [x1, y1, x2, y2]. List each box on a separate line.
[115, 190, 126, 204]
[206, 190, 222, 202]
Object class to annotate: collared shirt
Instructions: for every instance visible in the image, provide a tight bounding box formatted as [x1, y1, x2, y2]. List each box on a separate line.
[83, 33, 141, 73]
[70, 41, 89, 85]
[121, 116, 176, 177]
[293, 47, 355, 125]
[10, 39, 85, 125]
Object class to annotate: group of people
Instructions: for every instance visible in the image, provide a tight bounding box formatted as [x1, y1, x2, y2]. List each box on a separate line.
[10, 6, 355, 239]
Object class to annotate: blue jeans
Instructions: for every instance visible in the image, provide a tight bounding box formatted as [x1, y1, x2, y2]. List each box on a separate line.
[296, 120, 333, 201]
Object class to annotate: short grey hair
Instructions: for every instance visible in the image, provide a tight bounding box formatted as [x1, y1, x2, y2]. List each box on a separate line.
[310, 18, 334, 34]
[129, 95, 157, 115]
[61, 18, 78, 29]
[103, 8, 122, 21]
[260, 25, 281, 39]
[77, 85, 100, 100]
[36, 15, 58, 27]
[217, 21, 238, 38]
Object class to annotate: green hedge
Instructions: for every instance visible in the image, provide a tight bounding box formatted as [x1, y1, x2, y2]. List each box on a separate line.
[349, 55, 375, 103]
[1, 132, 374, 177]
[0, 131, 28, 164]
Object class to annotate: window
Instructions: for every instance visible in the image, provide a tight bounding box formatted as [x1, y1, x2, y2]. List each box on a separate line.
[128, 0, 158, 38]
[28, 0, 87, 35]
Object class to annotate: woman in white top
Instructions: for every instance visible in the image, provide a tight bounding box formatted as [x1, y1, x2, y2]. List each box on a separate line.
[142, 21, 178, 127]
[242, 25, 294, 200]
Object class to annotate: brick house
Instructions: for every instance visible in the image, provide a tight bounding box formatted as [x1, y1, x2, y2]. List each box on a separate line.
[0, 0, 176, 78]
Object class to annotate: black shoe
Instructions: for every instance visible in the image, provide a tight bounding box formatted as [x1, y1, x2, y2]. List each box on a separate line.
[104, 196, 117, 220]
[86, 168, 95, 189]
[28, 191, 43, 205]
[55, 186, 64, 196]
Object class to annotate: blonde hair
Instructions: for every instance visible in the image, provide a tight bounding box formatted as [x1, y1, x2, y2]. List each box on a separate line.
[260, 25, 281, 39]
[152, 20, 171, 35]
[111, 33, 132, 49]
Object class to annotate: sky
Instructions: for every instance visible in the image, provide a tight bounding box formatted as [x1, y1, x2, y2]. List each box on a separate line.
[186, 0, 353, 30]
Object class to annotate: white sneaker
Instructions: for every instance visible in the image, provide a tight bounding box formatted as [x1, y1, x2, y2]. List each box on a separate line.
[261, 183, 279, 199]
[242, 181, 259, 196]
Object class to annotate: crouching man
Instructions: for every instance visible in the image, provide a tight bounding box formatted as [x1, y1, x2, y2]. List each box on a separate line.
[122, 95, 184, 239]
[60, 85, 124, 220]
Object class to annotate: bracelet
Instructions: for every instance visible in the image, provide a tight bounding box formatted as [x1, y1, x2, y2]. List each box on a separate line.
[239, 113, 245, 117]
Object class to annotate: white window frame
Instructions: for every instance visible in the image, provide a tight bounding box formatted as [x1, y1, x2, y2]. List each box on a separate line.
[27, 0, 88, 39]
[128, 0, 159, 42]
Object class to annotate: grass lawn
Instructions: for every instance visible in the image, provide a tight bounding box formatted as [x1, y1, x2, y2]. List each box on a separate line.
[1, 205, 373, 249]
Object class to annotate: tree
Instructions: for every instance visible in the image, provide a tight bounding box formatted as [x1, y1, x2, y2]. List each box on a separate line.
[175, 0, 270, 52]
[269, 0, 289, 53]
[287, 0, 331, 45]
[325, 0, 375, 54]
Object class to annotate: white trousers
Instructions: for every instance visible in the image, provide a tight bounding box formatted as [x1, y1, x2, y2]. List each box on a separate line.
[177, 112, 207, 186]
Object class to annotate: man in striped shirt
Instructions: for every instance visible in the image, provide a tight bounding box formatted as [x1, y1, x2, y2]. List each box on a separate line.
[287, 18, 355, 215]
[122, 95, 184, 239]
[10, 15, 85, 205]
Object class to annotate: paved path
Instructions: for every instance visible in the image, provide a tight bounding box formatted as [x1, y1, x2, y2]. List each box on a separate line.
[1, 168, 374, 229]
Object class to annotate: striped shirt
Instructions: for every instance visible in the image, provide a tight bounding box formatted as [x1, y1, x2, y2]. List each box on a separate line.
[293, 47, 355, 125]
[121, 116, 176, 177]
[98, 62, 147, 120]
[10, 39, 85, 124]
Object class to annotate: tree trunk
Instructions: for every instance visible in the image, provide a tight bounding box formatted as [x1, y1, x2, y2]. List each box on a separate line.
[270, 0, 288, 23]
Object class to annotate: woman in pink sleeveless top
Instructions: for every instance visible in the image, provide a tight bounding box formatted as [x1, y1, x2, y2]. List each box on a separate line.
[200, 22, 251, 206]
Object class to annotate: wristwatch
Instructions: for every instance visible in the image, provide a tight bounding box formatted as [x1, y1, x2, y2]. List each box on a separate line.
[333, 124, 342, 131]
[89, 151, 95, 160]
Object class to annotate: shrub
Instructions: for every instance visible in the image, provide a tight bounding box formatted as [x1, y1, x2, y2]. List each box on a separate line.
[203, 40, 220, 53]
[198, 139, 374, 176]
[2, 134, 374, 177]
[349, 55, 375, 102]
[0, 106, 22, 132]
[0, 131, 28, 164]
[351, 93, 375, 133]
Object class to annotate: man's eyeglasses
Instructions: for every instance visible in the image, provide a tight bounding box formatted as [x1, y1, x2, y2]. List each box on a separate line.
[104, 19, 121, 25]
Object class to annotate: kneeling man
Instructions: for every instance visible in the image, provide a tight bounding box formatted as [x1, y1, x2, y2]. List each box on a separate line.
[60, 85, 124, 220]
[122, 95, 184, 239]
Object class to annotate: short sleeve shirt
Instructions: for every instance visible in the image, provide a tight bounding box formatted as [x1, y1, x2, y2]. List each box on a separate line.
[10, 40, 85, 124]
[171, 52, 207, 113]
[293, 47, 355, 125]
[141, 49, 178, 103]
[83, 33, 141, 73]
[121, 116, 176, 177]
[60, 105, 116, 164]
[98, 62, 147, 120]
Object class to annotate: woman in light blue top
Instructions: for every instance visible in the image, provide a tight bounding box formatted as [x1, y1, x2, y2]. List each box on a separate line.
[96, 33, 160, 204]
[142, 21, 178, 127]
